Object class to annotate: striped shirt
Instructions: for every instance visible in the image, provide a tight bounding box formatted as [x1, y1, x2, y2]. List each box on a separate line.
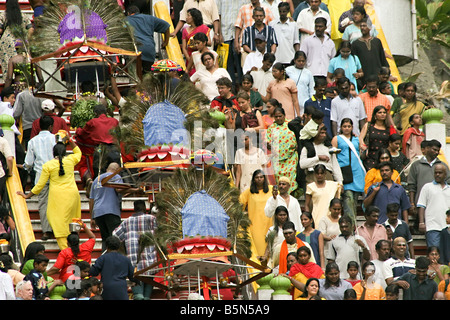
[113, 212, 158, 275]
[242, 24, 278, 52]
[234, 3, 275, 43]
[383, 256, 416, 281]
[216, 0, 248, 42]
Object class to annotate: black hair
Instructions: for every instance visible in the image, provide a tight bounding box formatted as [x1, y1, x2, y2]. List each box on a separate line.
[337, 76, 351, 87]
[314, 17, 327, 26]
[339, 117, 355, 135]
[415, 256, 430, 269]
[39, 115, 54, 131]
[273, 106, 285, 116]
[351, 5, 367, 17]
[376, 147, 392, 163]
[5, 0, 23, 28]
[338, 215, 353, 227]
[314, 76, 327, 88]
[427, 139, 441, 149]
[385, 283, 399, 296]
[67, 232, 80, 257]
[343, 288, 357, 300]
[253, 6, 265, 16]
[296, 245, 312, 257]
[250, 169, 269, 194]
[389, 133, 402, 143]
[242, 73, 254, 84]
[292, 50, 307, 63]
[314, 163, 327, 174]
[274, 205, 289, 233]
[386, 202, 400, 213]
[134, 200, 147, 213]
[21, 242, 45, 272]
[370, 105, 388, 124]
[375, 239, 391, 251]
[187, 8, 203, 26]
[0, 86, 15, 100]
[34, 254, 49, 265]
[377, 160, 394, 171]
[299, 277, 321, 299]
[278, 1, 290, 10]
[324, 262, 341, 288]
[53, 143, 67, 176]
[347, 261, 360, 271]
[329, 197, 343, 208]
[262, 52, 276, 63]
[282, 220, 296, 231]
[105, 236, 121, 251]
[126, 5, 140, 15]
[336, 40, 352, 58]
[93, 104, 107, 116]
[193, 32, 208, 43]
[201, 51, 215, 63]
[272, 62, 286, 79]
[267, 98, 282, 108]
[365, 74, 379, 84]
[365, 205, 380, 216]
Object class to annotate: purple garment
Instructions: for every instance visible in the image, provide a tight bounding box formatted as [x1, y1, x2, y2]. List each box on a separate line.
[58, 9, 107, 44]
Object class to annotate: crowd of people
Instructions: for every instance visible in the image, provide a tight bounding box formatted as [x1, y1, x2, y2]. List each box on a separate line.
[0, 0, 448, 301]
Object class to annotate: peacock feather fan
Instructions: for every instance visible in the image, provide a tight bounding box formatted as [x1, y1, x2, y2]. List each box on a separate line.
[115, 72, 219, 155]
[139, 166, 252, 259]
[29, 0, 137, 57]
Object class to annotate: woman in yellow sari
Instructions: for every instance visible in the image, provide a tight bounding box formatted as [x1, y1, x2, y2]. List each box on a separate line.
[392, 82, 426, 135]
[18, 136, 82, 250]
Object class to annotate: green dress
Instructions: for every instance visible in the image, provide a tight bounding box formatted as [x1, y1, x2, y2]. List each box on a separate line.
[266, 120, 298, 193]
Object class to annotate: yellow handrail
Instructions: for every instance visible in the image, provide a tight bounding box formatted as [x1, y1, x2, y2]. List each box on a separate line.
[153, 1, 186, 70]
[7, 162, 35, 254]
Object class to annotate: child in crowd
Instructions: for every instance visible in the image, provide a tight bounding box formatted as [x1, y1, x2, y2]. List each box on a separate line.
[345, 261, 361, 287]
[186, 32, 218, 76]
[24, 254, 63, 300]
[324, 87, 337, 100]
[62, 260, 92, 300]
[300, 105, 324, 141]
[327, 68, 345, 89]
[402, 113, 425, 160]
[385, 203, 415, 259]
[387, 133, 409, 182]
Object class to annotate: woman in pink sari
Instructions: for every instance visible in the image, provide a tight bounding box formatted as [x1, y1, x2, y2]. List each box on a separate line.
[181, 8, 211, 61]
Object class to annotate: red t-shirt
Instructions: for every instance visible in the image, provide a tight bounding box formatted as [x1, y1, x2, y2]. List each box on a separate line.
[53, 238, 96, 282]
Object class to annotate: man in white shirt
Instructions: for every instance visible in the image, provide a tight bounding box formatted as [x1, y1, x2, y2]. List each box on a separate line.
[22, 115, 56, 241]
[417, 163, 450, 248]
[243, 34, 267, 74]
[269, 1, 300, 65]
[250, 52, 276, 99]
[265, 177, 302, 232]
[330, 77, 366, 136]
[296, 0, 331, 46]
[299, 17, 335, 77]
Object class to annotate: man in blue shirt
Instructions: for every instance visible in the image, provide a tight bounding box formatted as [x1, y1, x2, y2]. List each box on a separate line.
[125, 5, 170, 73]
[90, 162, 124, 251]
[363, 161, 410, 224]
[303, 76, 332, 137]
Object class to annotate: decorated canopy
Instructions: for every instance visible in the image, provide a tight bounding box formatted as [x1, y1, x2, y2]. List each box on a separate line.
[142, 100, 189, 148]
[151, 59, 183, 72]
[181, 190, 229, 239]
